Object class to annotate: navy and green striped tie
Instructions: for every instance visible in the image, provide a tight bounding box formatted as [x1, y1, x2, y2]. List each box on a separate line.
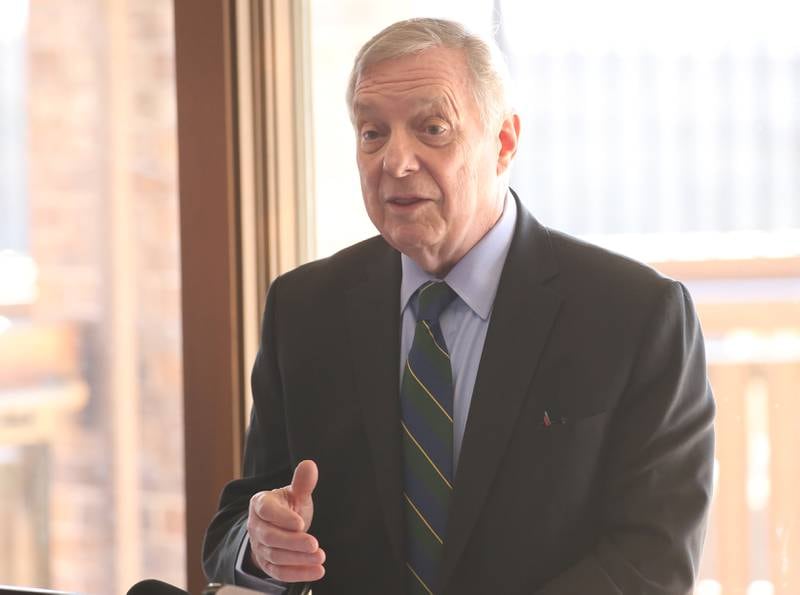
[401, 280, 457, 595]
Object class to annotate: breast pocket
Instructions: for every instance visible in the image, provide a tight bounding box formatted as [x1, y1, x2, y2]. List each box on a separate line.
[534, 408, 613, 462]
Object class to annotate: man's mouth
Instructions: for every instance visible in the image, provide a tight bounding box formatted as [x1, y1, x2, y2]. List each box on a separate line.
[386, 196, 429, 207]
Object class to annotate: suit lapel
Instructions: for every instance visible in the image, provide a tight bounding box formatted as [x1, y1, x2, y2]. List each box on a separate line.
[345, 244, 405, 567]
[440, 199, 563, 589]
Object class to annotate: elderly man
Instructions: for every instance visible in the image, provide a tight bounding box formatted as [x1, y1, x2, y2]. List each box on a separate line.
[203, 18, 714, 595]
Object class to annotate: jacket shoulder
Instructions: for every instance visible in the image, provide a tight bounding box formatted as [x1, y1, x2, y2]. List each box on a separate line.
[278, 236, 394, 285]
[274, 235, 394, 291]
[546, 227, 673, 294]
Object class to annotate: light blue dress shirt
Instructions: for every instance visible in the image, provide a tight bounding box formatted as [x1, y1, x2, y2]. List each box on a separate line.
[399, 194, 517, 470]
[236, 194, 517, 591]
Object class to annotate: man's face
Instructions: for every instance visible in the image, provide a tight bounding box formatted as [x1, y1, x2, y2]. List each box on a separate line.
[352, 46, 517, 276]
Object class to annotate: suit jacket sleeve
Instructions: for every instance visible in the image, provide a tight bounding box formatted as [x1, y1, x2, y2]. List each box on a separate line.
[202, 277, 294, 584]
[536, 281, 715, 595]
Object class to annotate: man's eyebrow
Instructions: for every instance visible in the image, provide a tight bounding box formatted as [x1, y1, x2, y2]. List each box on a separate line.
[352, 100, 377, 116]
[411, 96, 456, 116]
[352, 96, 457, 120]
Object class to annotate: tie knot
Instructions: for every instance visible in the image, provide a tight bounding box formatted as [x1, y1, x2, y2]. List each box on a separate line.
[416, 281, 456, 322]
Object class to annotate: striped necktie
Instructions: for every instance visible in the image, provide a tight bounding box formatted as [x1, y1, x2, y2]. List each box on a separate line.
[401, 280, 457, 595]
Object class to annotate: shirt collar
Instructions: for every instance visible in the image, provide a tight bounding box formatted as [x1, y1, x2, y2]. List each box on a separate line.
[400, 192, 518, 320]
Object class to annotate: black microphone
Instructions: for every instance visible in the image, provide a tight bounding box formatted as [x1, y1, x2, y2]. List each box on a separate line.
[126, 580, 189, 595]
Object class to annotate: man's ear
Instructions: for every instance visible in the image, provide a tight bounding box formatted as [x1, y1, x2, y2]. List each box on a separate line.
[496, 113, 520, 176]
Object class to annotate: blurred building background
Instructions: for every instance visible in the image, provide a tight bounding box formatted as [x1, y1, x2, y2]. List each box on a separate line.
[0, 0, 798, 594]
[0, 1, 184, 593]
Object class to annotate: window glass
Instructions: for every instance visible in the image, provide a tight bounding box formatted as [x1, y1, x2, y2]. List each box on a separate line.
[502, 0, 800, 262]
[0, 1, 185, 592]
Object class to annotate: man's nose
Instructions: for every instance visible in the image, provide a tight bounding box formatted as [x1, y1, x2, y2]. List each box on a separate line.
[381, 131, 419, 177]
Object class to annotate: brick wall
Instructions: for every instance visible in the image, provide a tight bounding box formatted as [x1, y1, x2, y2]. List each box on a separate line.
[22, 0, 185, 592]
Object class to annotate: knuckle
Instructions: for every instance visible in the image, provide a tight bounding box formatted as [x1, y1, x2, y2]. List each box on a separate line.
[249, 491, 262, 512]
[246, 512, 257, 533]
[247, 517, 264, 543]
[261, 545, 275, 563]
[261, 523, 279, 546]
[264, 563, 285, 582]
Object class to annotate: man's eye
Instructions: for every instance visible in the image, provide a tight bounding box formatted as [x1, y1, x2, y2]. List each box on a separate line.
[425, 124, 447, 135]
[361, 129, 379, 141]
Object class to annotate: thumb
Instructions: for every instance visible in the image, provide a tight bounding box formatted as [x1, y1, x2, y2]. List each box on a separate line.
[290, 459, 318, 503]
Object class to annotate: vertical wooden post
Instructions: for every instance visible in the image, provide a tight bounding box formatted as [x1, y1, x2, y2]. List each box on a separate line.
[105, 0, 142, 591]
[767, 363, 800, 594]
[174, 1, 244, 592]
[709, 364, 750, 593]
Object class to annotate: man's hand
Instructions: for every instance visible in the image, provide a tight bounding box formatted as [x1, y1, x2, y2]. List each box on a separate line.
[247, 460, 326, 582]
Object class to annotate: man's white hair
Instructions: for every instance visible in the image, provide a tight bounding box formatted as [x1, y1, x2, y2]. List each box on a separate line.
[346, 18, 513, 130]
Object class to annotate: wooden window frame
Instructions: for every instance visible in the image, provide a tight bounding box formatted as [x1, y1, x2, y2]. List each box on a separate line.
[174, 0, 312, 590]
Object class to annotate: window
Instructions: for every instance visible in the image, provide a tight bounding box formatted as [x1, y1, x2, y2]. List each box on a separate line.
[501, 0, 800, 260]
[0, 1, 185, 592]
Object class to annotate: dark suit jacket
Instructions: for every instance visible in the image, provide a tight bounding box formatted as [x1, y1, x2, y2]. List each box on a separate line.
[203, 195, 715, 594]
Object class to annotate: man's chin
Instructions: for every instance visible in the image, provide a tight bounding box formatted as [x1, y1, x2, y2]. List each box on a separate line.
[384, 230, 437, 258]
[384, 233, 452, 275]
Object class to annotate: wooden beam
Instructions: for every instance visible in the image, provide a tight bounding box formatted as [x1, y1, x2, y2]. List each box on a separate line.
[174, 1, 244, 592]
[696, 302, 800, 336]
[653, 257, 800, 281]
[106, 0, 142, 590]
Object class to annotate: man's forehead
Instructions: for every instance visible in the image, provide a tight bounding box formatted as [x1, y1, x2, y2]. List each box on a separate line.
[355, 48, 468, 93]
[353, 93, 455, 116]
[362, 45, 466, 74]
